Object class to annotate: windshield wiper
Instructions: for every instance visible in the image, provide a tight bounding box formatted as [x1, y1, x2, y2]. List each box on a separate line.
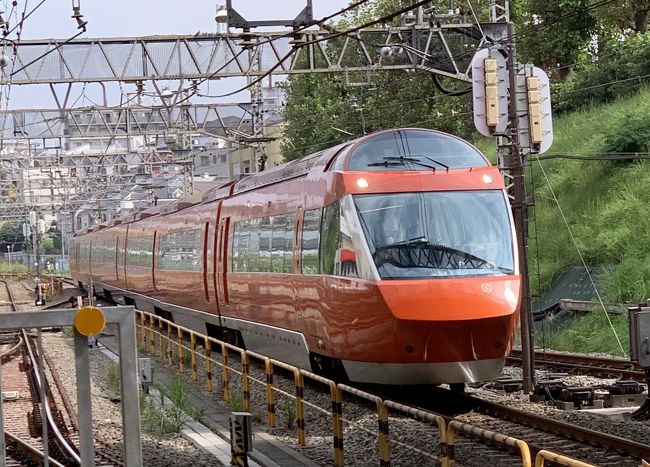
[368, 160, 408, 168]
[374, 156, 437, 171]
[396, 154, 450, 171]
[393, 236, 428, 246]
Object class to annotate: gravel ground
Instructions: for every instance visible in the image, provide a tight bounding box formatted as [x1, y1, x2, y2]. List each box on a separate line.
[4, 280, 220, 466]
[23, 285, 650, 467]
[43, 328, 223, 466]
[134, 324, 650, 466]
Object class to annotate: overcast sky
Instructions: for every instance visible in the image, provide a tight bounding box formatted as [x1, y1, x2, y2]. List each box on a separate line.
[19, 0, 351, 38]
[6, 0, 351, 108]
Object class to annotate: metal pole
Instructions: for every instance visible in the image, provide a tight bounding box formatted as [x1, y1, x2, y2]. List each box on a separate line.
[36, 330, 50, 467]
[507, 21, 535, 394]
[0, 351, 6, 467]
[118, 312, 143, 465]
[74, 331, 95, 466]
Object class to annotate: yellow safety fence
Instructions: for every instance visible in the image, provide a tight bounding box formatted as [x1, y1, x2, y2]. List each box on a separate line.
[135, 311, 614, 467]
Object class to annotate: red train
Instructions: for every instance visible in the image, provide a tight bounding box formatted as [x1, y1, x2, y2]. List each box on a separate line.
[71, 128, 521, 385]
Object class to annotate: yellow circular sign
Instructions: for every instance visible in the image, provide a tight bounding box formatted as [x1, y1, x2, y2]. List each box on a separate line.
[74, 306, 106, 336]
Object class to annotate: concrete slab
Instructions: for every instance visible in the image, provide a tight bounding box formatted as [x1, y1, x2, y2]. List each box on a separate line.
[581, 407, 638, 421]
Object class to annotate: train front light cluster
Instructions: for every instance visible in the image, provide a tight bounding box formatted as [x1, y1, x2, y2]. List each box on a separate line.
[356, 178, 369, 189]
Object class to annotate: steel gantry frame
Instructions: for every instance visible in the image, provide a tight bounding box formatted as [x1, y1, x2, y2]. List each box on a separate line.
[2, 24, 498, 85]
[0, 9, 510, 222]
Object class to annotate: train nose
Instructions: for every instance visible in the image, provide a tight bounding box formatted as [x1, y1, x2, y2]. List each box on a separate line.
[377, 276, 521, 321]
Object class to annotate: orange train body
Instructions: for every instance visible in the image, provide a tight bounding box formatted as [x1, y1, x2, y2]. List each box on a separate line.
[71, 129, 521, 384]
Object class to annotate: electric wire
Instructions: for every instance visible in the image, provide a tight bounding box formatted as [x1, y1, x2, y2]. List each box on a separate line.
[173, 0, 434, 103]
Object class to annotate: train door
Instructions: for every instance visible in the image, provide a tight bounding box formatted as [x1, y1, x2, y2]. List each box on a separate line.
[212, 201, 223, 313]
[216, 215, 230, 312]
[115, 234, 121, 282]
[202, 220, 210, 302]
[293, 207, 304, 325]
[123, 225, 129, 288]
[152, 230, 158, 291]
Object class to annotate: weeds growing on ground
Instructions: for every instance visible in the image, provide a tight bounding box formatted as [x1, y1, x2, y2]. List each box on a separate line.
[106, 362, 121, 393]
[140, 377, 203, 435]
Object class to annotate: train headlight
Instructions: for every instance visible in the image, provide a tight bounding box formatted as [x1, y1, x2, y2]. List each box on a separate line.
[482, 174, 494, 184]
[356, 177, 369, 189]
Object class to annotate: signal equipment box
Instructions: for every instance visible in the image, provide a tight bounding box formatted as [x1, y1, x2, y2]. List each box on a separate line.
[629, 303, 650, 368]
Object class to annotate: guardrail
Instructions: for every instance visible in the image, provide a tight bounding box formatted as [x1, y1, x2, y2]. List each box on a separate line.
[135, 310, 604, 467]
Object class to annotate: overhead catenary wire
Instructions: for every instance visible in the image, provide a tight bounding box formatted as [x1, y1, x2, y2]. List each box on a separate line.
[173, 0, 435, 103]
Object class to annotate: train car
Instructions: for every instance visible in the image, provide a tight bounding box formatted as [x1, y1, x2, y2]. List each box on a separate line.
[71, 128, 521, 385]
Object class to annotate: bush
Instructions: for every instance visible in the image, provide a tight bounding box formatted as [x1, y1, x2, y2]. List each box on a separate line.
[555, 33, 650, 113]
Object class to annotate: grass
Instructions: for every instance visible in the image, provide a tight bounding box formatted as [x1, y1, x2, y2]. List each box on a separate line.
[0, 260, 29, 274]
[472, 87, 650, 354]
[535, 311, 630, 357]
[106, 362, 121, 393]
[141, 377, 203, 435]
[525, 88, 650, 301]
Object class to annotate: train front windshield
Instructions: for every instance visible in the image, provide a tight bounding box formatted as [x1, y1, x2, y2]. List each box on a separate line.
[354, 191, 514, 279]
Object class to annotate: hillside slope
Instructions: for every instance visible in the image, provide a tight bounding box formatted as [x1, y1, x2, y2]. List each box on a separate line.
[474, 88, 650, 354]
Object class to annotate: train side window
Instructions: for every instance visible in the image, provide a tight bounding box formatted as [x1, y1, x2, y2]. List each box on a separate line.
[259, 217, 271, 272]
[248, 218, 261, 272]
[238, 221, 251, 272]
[284, 213, 295, 273]
[232, 223, 241, 271]
[157, 230, 200, 271]
[320, 201, 341, 275]
[271, 215, 287, 273]
[301, 209, 321, 275]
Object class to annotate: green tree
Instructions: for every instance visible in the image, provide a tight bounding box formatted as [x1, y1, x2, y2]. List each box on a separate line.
[516, 0, 598, 80]
[596, 0, 650, 35]
[0, 222, 25, 253]
[281, 1, 476, 161]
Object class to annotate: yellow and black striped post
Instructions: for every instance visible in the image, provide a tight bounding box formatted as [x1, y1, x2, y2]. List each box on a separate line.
[294, 369, 306, 446]
[158, 318, 164, 359]
[330, 383, 344, 466]
[148, 315, 155, 355]
[221, 342, 230, 401]
[190, 332, 197, 381]
[242, 351, 251, 411]
[177, 327, 185, 373]
[166, 322, 173, 367]
[205, 338, 213, 392]
[230, 412, 252, 467]
[137, 311, 146, 347]
[377, 401, 390, 466]
[265, 358, 276, 428]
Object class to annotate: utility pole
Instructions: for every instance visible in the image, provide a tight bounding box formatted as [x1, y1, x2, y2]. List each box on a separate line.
[473, 9, 553, 395]
[505, 21, 535, 394]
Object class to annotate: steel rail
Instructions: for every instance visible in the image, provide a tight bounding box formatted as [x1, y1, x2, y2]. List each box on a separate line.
[4, 431, 66, 467]
[1, 279, 81, 465]
[507, 349, 645, 380]
[456, 392, 650, 459]
[23, 329, 81, 465]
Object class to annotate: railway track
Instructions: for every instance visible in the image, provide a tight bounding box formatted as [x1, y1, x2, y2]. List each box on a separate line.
[0, 279, 118, 466]
[379, 385, 648, 466]
[507, 349, 646, 381]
